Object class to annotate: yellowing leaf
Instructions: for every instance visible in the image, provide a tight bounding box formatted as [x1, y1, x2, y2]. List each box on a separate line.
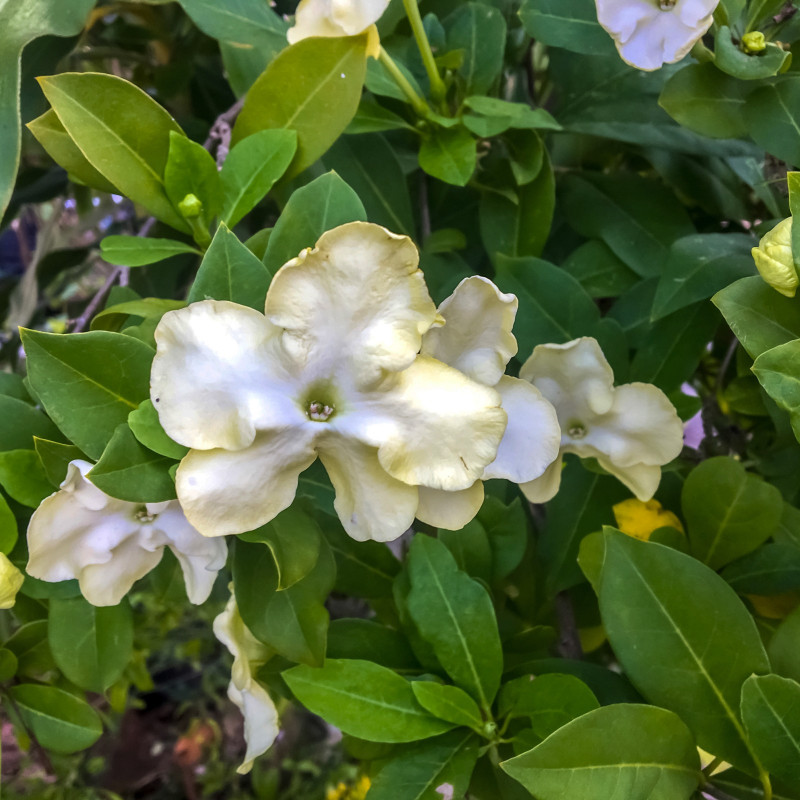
[612, 498, 684, 541]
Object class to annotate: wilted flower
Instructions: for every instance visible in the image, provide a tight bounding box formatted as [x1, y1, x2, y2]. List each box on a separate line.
[26, 460, 226, 606]
[595, 0, 717, 71]
[151, 222, 507, 543]
[213, 592, 278, 774]
[0, 553, 24, 609]
[519, 338, 684, 503]
[287, 0, 388, 48]
[416, 276, 561, 528]
[752, 217, 797, 298]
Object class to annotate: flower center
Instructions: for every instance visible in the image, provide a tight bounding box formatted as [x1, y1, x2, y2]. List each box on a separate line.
[307, 401, 335, 422]
[567, 420, 588, 439]
[300, 379, 341, 423]
[135, 506, 156, 524]
[658, 0, 677, 9]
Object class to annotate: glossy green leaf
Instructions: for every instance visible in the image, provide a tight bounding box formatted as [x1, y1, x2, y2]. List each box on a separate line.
[741, 674, 800, 786]
[4, 621, 56, 679]
[345, 99, 416, 134]
[418, 126, 476, 187]
[462, 97, 560, 138]
[8, 684, 102, 754]
[48, 596, 133, 693]
[411, 681, 484, 731]
[188, 224, 271, 310]
[22, 330, 153, 460]
[327, 619, 418, 672]
[0, 394, 62, 452]
[233, 35, 368, 177]
[39, 73, 189, 231]
[100, 236, 201, 267]
[753, 339, 800, 442]
[89, 424, 176, 503]
[768, 605, 800, 683]
[715, 26, 790, 80]
[262, 171, 365, 277]
[128, 400, 188, 461]
[439, 519, 493, 584]
[712, 769, 800, 800]
[90, 298, 185, 333]
[164, 131, 221, 229]
[0, 0, 95, 219]
[479, 496, 529, 583]
[501, 704, 700, 800]
[722, 544, 800, 595]
[0, 494, 17, 554]
[0, 449, 53, 507]
[283, 659, 454, 742]
[444, 3, 506, 94]
[595, 530, 769, 771]
[34, 438, 85, 487]
[177, 0, 286, 51]
[518, 0, 614, 55]
[220, 129, 297, 227]
[0, 648, 18, 682]
[562, 240, 639, 298]
[682, 456, 783, 569]
[745, 78, 800, 164]
[406, 535, 503, 711]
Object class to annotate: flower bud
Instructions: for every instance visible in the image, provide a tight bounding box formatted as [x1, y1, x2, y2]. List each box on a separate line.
[0, 553, 24, 609]
[752, 217, 798, 297]
[742, 31, 766, 53]
[178, 193, 203, 220]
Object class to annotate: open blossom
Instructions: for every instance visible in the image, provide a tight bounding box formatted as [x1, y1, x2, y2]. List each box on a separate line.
[287, 0, 389, 45]
[0, 553, 24, 609]
[519, 338, 684, 503]
[595, 0, 717, 71]
[151, 222, 507, 543]
[416, 277, 561, 529]
[213, 592, 278, 774]
[26, 460, 226, 606]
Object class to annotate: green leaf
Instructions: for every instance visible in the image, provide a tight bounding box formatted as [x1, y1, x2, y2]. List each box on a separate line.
[34, 438, 85, 487]
[501, 704, 700, 800]
[444, 2, 506, 94]
[462, 97, 560, 139]
[233, 35, 368, 177]
[8, 684, 102, 754]
[418, 126, 476, 187]
[0, 0, 95, 219]
[188, 224, 271, 310]
[479, 496, 529, 583]
[651, 233, 754, 320]
[439, 519, 493, 584]
[262, 171, 366, 277]
[89, 424, 177, 503]
[234, 535, 334, 666]
[324, 133, 414, 235]
[0, 648, 18, 682]
[283, 659, 454, 742]
[769, 605, 800, 683]
[0, 449, 53, 508]
[721, 544, 800, 595]
[595, 529, 769, 772]
[753, 339, 800, 443]
[38, 73, 189, 232]
[0, 494, 17, 554]
[128, 399, 188, 461]
[27, 109, 117, 193]
[715, 26, 790, 80]
[176, 0, 287, 46]
[100, 236, 201, 267]
[411, 681, 484, 731]
[518, 0, 614, 56]
[345, 99, 417, 134]
[659, 63, 747, 139]
[562, 240, 639, 298]
[163, 131, 222, 230]
[713, 769, 800, 800]
[682, 456, 783, 569]
[0, 394, 62, 451]
[5, 621, 56, 678]
[48, 596, 133, 693]
[90, 298, 185, 332]
[220, 129, 297, 227]
[741, 674, 800, 786]
[327, 619, 418, 672]
[745, 78, 800, 164]
[406, 535, 503, 711]
[21, 329, 154, 460]
[367, 730, 479, 800]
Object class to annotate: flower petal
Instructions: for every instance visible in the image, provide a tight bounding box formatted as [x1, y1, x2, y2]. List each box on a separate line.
[519, 453, 563, 504]
[483, 376, 561, 483]
[0, 554, 24, 610]
[266, 222, 438, 388]
[152, 300, 301, 452]
[176, 429, 318, 537]
[342, 355, 506, 491]
[317, 435, 418, 541]
[288, 0, 390, 41]
[415, 482, 484, 531]
[421, 276, 518, 386]
[593, 456, 663, 501]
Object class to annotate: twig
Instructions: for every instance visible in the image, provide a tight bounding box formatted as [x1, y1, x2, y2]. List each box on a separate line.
[419, 173, 431, 242]
[554, 590, 583, 660]
[203, 97, 245, 168]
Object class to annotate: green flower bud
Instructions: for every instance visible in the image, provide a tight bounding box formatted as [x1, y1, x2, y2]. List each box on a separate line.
[742, 31, 766, 54]
[0, 553, 23, 609]
[178, 193, 203, 220]
[752, 217, 797, 297]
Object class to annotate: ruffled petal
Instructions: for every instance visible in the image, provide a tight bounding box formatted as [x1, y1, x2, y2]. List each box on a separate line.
[676, 0, 718, 28]
[288, 0, 390, 40]
[594, 457, 663, 501]
[595, 0, 657, 44]
[317, 434, 418, 542]
[176, 428, 318, 537]
[421, 276, 518, 386]
[483, 376, 561, 483]
[266, 222, 438, 388]
[519, 453, 563, 504]
[341, 355, 506, 491]
[331, 0, 391, 33]
[0, 554, 24, 609]
[415, 482, 484, 531]
[65, 460, 116, 511]
[151, 301, 301, 452]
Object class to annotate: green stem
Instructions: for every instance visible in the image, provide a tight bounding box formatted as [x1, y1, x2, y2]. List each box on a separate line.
[760, 769, 773, 800]
[402, 0, 447, 104]
[378, 47, 430, 117]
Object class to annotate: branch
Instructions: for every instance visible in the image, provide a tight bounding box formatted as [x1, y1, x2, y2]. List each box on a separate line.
[554, 590, 583, 660]
[203, 96, 245, 167]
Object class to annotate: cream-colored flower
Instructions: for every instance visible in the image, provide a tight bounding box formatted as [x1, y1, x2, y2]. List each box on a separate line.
[752, 218, 797, 298]
[151, 223, 507, 543]
[595, 0, 717, 71]
[213, 591, 278, 775]
[416, 277, 561, 529]
[287, 0, 388, 47]
[26, 460, 226, 606]
[519, 338, 684, 503]
[0, 553, 24, 609]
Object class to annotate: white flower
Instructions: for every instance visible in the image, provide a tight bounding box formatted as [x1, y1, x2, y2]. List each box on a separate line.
[519, 338, 684, 503]
[213, 591, 279, 775]
[0, 553, 24, 609]
[752, 218, 797, 298]
[416, 277, 561, 529]
[150, 222, 507, 543]
[595, 0, 717, 71]
[26, 460, 226, 607]
[287, 0, 389, 45]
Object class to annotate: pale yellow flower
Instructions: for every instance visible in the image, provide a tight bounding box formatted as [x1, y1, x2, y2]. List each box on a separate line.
[0, 553, 24, 609]
[287, 0, 388, 51]
[752, 218, 797, 298]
